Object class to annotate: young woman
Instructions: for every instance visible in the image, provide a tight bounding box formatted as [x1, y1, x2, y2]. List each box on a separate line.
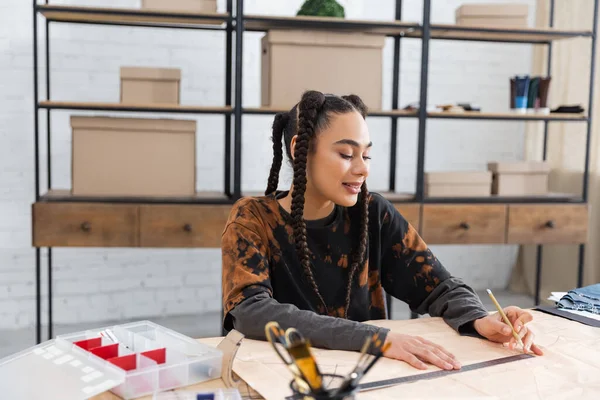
[221, 90, 543, 371]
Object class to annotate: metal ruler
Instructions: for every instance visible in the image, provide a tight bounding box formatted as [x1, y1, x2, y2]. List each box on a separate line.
[358, 353, 534, 392]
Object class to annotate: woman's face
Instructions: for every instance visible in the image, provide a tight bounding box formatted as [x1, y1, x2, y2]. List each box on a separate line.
[294, 110, 371, 207]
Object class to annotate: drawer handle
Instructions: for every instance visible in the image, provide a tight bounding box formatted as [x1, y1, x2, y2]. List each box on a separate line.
[183, 223, 193, 232]
[459, 222, 470, 230]
[80, 222, 91, 232]
[545, 220, 555, 229]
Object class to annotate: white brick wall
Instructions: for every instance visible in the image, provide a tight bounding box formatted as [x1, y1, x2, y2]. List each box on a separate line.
[0, 0, 535, 331]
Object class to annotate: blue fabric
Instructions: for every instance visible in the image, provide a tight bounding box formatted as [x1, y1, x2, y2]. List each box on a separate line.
[557, 283, 600, 315]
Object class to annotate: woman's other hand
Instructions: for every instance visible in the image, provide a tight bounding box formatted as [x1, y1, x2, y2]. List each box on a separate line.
[382, 332, 462, 370]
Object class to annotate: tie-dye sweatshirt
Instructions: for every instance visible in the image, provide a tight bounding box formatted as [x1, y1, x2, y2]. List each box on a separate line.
[221, 191, 489, 352]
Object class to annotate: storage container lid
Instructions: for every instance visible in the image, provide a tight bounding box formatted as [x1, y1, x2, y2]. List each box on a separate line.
[456, 4, 529, 18]
[487, 161, 550, 174]
[70, 116, 196, 133]
[120, 66, 181, 81]
[0, 339, 125, 400]
[425, 171, 492, 184]
[265, 29, 385, 48]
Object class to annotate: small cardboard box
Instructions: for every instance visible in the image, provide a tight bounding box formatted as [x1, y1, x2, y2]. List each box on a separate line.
[456, 3, 529, 28]
[71, 116, 196, 197]
[261, 29, 385, 110]
[120, 67, 181, 105]
[488, 161, 550, 196]
[425, 171, 492, 197]
[141, 0, 217, 13]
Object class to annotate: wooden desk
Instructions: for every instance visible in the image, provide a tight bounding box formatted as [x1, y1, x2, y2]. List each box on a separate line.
[94, 311, 600, 400]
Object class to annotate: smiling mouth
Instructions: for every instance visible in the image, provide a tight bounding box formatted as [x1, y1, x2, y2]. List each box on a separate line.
[342, 182, 362, 194]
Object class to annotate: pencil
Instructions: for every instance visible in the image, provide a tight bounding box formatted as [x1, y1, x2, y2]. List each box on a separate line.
[486, 289, 526, 351]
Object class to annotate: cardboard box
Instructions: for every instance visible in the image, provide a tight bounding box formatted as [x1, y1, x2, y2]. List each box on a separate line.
[425, 171, 492, 197]
[261, 29, 385, 110]
[71, 116, 196, 197]
[488, 161, 550, 196]
[120, 67, 181, 105]
[456, 3, 529, 28]
[141, 0, 217, 13]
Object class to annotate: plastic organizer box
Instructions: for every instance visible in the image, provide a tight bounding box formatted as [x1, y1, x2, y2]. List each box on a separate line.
[0, 320, 223, 400]
[153, 389, 242, 400]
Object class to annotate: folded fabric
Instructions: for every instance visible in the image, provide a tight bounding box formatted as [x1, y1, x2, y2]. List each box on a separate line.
[551, 104, 585, 114]
[558, 283, 600, 315]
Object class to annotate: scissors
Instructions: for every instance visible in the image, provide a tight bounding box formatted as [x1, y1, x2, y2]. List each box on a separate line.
[264, 322, 311, 394]
[284, 327, 305, 347]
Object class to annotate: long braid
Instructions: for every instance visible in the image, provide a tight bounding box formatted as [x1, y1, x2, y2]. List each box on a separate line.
[275, 90, 370, 318]
[291, 91, 328, 311]
[339, 95, 370, 319]
[265, 112, 288, 195]
[344, 182, 369, 318]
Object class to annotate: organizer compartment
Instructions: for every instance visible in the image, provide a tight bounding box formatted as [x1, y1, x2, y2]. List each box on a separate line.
[121, 321, 221, 386]
[56, 320, 222, 399]
[112, 353, 159, 399]
[0, 338, 126, 399]
[73, 337, 104, 351]
[123, 321, 212, 356]
[157, 345, 190, 390]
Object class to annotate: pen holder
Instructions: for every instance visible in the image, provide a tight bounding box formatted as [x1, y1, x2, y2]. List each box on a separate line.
[289, 374, 357, 400]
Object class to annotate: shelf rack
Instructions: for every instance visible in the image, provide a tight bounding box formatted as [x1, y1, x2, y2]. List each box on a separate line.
[32, 0, 597, 344]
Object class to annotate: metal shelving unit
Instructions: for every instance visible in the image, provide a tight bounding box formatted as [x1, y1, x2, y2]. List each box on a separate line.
[32, 0, 597, 344]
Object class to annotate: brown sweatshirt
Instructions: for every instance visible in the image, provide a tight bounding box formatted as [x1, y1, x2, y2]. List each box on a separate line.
[221, 191, 488, 352]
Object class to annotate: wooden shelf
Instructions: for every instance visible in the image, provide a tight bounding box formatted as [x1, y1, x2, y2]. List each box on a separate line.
[237, 191, 416, 204]
[242, 107, 290, 115]
[39, 103, 587, 121]
[243, 107, 418, 118]
[379, 192, 416, 201]
[40, 190, 580, 206]
[427, 24, 593, 44]
[427, 111, 587, 121]
[243, 14, 419, 36]
[37, 6, 591, 43]
[242, 15, 590, 43]
[39, 189, 231, 204]
[39, 101, 232, 115]
[242, 191, 416, 202]
[424, 193, 583, 204]
[31, 198, 587, 247]
[369, 109, 418, 118]
[37, 5, 229, 28]
[244, 108, 584, 121]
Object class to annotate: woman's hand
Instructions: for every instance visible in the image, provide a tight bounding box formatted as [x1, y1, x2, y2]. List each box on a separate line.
[382, 332, 462, 371]
[473, 306, 544, 356]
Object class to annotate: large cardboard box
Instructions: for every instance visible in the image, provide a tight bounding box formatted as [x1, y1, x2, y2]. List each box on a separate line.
[71, 116, 196, 197]
[456, 4, 529, 28]
[425, 171, 492, 197]
[141, 0, 217, 13]
[120, 67, 181, 104]
[488, 161, 550, 196]
[261, 29, 385, 110]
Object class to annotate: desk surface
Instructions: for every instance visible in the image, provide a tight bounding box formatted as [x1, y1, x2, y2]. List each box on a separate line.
[93, 310, 600, 400]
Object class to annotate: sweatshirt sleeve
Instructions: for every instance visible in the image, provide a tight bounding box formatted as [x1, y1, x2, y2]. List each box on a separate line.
[221, 201, 389, 352]
[228, 291, 389, 353]
[377, 197, 489, 332]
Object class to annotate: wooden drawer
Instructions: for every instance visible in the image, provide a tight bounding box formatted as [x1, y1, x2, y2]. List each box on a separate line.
[32, 202, 139, 247]
[421, 205, 507, 244]
[507, 204, 588, 244]
[140, 205, 232, 247]
[393, 203, 421, 232]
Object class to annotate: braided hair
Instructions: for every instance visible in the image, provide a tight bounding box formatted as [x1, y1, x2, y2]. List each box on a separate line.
[265, 90, 370, 319]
